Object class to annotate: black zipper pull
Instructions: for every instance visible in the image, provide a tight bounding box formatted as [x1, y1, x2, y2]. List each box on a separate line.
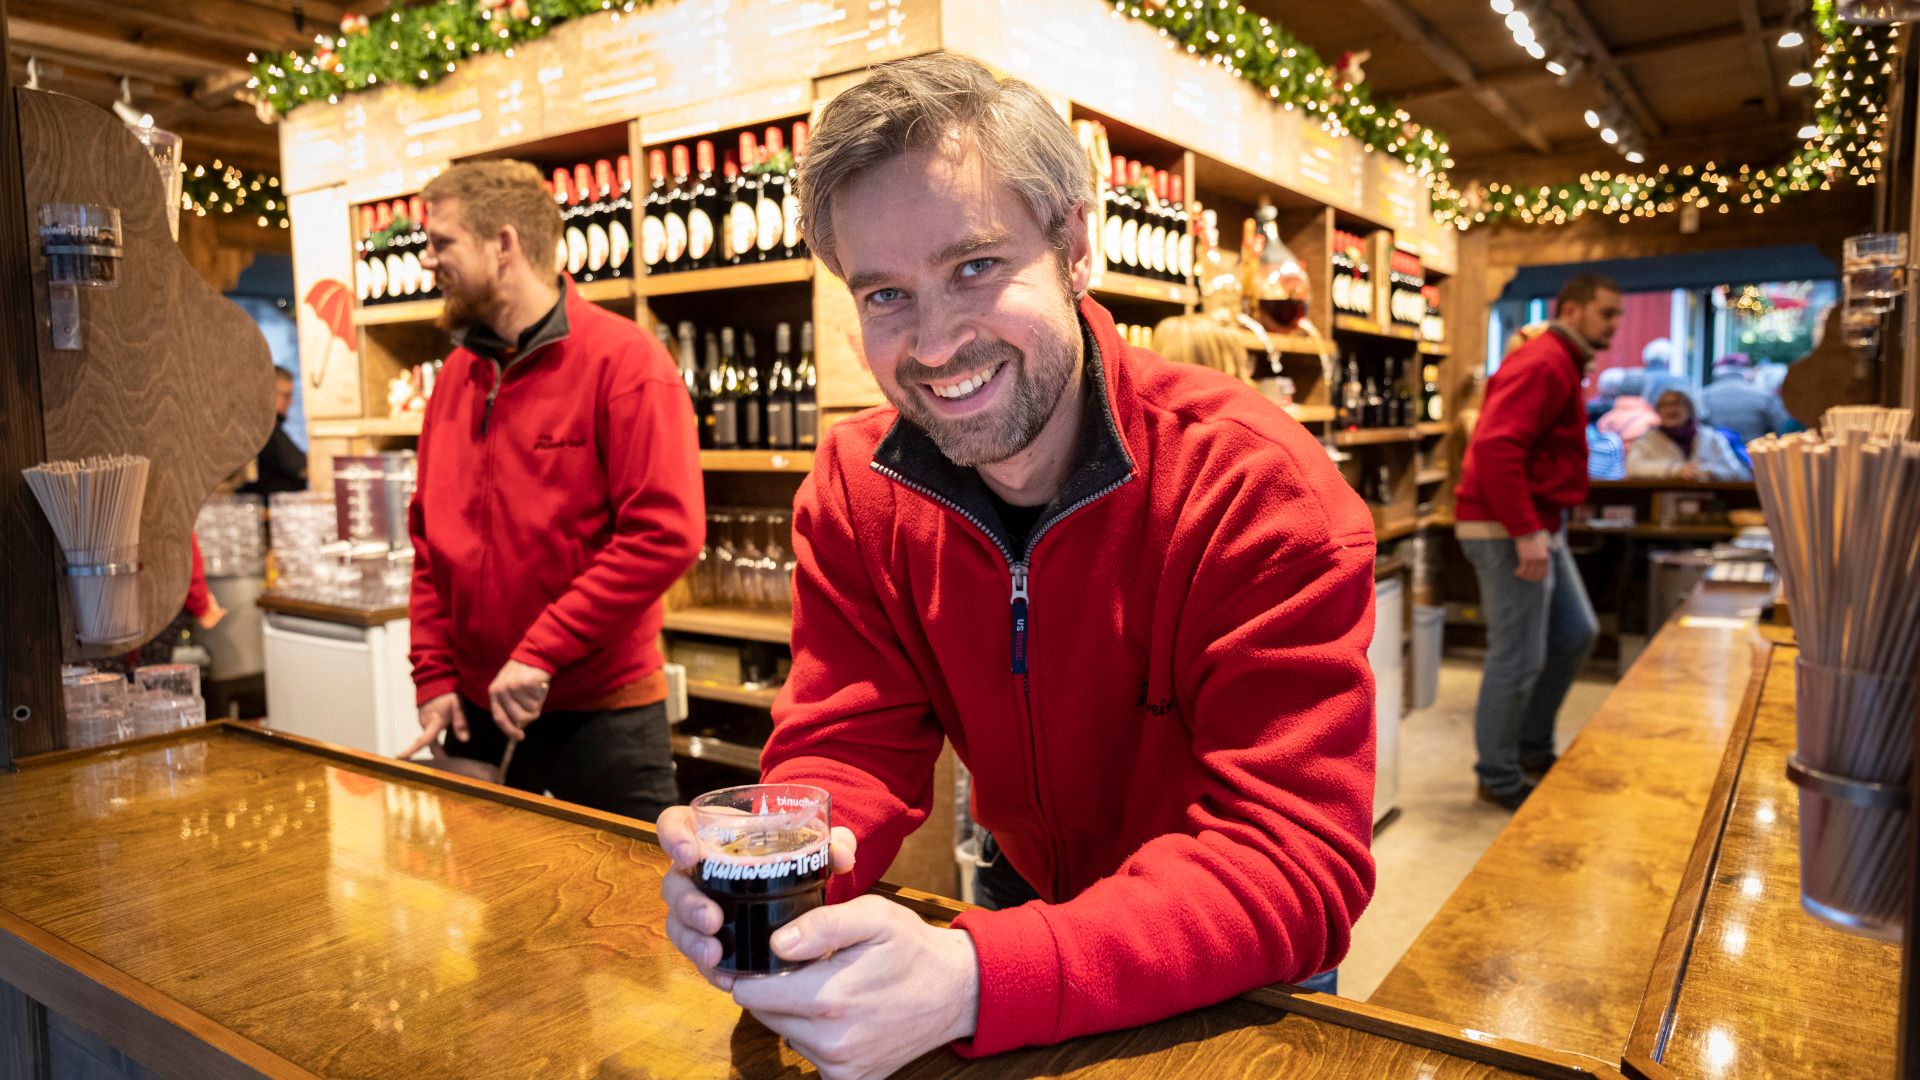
[481, 359, 503, 434]
[1010, 563, 1029, 675]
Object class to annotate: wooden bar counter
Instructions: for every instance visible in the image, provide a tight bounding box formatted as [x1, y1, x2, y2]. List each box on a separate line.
[0, 724, 1625, 1079]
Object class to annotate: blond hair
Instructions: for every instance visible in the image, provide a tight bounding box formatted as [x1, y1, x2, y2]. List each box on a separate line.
[1152, 314, 1247, 382]
[797, 52, 1092, 277]
[421, 160, 561, 274]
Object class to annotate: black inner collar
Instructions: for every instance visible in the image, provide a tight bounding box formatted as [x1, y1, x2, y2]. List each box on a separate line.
[453, 283, 570, 363]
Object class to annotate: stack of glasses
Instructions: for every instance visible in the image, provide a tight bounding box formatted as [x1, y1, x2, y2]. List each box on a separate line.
[63, 668, 128, 749]
[682, 508, 796, 613]
[195, 494, 265, 576]
[130, 664, 206, 735]
[268, 490, 412, 607]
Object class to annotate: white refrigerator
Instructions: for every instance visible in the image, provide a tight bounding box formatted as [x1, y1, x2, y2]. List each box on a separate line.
[262, 613, 418, 759]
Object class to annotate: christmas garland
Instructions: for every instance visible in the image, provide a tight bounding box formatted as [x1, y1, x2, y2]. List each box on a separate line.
[181, 161, 289, 229]
[248, 0, 1888, 230]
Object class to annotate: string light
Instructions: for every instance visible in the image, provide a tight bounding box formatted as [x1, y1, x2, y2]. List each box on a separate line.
[179, 162, 288, 229]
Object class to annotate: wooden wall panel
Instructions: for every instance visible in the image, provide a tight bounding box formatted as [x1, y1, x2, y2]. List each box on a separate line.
[17, 89, 275, 675]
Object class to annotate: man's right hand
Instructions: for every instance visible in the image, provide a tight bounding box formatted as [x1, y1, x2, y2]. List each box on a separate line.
[1513, 530, 1551, 582]
[399, 693, 464, 759]
[656, 804, 858, 991]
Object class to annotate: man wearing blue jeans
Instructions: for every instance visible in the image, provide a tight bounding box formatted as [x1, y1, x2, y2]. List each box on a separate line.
[1453, 276, 1617, 810]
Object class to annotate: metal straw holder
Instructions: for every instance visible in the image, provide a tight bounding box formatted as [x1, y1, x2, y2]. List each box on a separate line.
[1791, 657, 1918, 941]
[61, 550, 143, 646]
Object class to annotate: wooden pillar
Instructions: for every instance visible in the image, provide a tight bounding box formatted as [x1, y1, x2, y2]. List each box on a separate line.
[0, 0, 65, 770]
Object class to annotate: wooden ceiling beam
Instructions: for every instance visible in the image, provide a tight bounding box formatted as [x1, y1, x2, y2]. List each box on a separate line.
[1737, 0, 1782, 120]
[25, 0, 312, 55]
[8, 19, 246, 84]
[1352, 0, 1552, 155]
[1536, 0, 1663, 138]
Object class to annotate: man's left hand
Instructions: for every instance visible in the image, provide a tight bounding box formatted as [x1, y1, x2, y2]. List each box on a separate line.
[730, 895, 980, 1080]
[488, 659, 552, 740]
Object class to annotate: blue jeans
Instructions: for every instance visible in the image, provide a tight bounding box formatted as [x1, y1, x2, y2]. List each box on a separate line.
[971, 833, 1340, 995]
[1461, 531, 1598, 796]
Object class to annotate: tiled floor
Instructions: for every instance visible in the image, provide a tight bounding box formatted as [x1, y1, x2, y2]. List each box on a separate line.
[1338, 656, 1617, 1002]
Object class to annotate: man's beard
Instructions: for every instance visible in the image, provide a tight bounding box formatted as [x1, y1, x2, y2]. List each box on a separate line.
[887, 321, 1079, 469]
[436, 274, 499, 334]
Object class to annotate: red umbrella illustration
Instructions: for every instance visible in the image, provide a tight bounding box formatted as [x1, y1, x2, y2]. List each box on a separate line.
[302, 278, 356, 390]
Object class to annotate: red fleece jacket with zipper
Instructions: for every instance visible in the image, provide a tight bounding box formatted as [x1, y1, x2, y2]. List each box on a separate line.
[760, 297, 1377, 1056]
[1454, 327, 1590, 537]
[408, 281, 704, 710]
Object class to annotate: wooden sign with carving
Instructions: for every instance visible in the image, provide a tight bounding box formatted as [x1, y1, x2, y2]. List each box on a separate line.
[17, 89, 275, 662]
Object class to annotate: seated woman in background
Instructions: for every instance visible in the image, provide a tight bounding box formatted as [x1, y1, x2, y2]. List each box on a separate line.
[1627, 388, 1751, 481]
[1152, 313, 1248, 383]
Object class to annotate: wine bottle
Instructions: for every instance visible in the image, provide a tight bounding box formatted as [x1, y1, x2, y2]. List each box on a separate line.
[367, 202, 392, 304]
[583, 162, 612, 282]
[1342, 357, 1364, 430]
[711, 329, 739, 450]
[561, 165, 589, 281]
[354, 205, 373, 304]
[1363, 371, 1384, 429]
[384, 200, 410, 301]
[410, 195, 434, 298]
[664, 145, 691, 274]
[1423, 362, 1444, 422]
[787, 121, 809, 260]
[731, 134, 760, 264]
[688, 140, 719, 271]
[1168, 173, 1191, 282]
[1102, 156, 1125, 272]
[1332, 232, 1352, 315]
[794, 320, 818, 449]
[766, 322, 796, 450]
[677, 321, 710, 449]
[1120, 160, 1142, 272]
[1142, 168, 1167, 279]
[548, 171, 570, 276]
[642, 150, 669, 276]
[740, 330, 764, 449]
[609, 154, 634, 278]
[758, 127, 787, 261]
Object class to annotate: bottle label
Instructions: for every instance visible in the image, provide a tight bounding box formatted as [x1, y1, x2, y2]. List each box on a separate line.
[566, 227, 589, 276]
[689, 209, 715, 261]
[1333, 275, 1350, 313]
[729, 201, 757, 260]
[356, 258, 371, 302]
[766, 401, 794, 449]
[664, 213, 687, 265]
[386, 254, 406, 297]
[367, 255, 386, 300]
[588, 224, 611, 272]
[1148, 226, 1167, 274]
[795, 401, 819, 447]
[1120, 218, 1139, 270]
[782, 193, 801, 252]
[610, 220, 632, 272]
[756, 196, 782, 256]
[1179, 233, 1194, 279]
[641, 215, 666, 267]
[1165, 229, 1181, 280]
[402, 252, 423, 297]
[1102, 212, 1124, 269]
[712, 400, 739, 448]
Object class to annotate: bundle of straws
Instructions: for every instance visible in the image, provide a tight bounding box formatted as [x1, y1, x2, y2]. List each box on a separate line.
[21, 454, 150, 645]
[1751, 407, 1918, 938]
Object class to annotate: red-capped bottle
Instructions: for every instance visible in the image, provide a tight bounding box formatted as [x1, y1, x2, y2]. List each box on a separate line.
[689, 140, 719, 270]
[551, 169, 573, 276]
[784, 122, 808, 259]
[1104, 156, 1129, 272]
[664, 145, 692, 273]
[642, 149, 669, 274]
[567, 164, 594, 280]
[731, 133, 762, 264]
[758, 127, 787, 260]
[609, 154, 634, 277]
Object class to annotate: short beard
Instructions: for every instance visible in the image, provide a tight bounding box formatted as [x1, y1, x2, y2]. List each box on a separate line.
[889, 324, 1079, 468]
[436, 275, 499, 334]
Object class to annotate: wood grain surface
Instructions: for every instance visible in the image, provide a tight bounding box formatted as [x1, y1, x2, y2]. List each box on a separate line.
[17, 88, 275, 675]
[1652, 645, 1900, 1078]
[0, 724, 1619, 1079]
[1369, 584, 1776, 1061]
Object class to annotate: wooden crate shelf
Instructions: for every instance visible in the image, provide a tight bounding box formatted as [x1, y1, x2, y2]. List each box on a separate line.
[1090, 271, 1198, 306]
[669, 733, 762, 771]
[1286, 404, 1337, 423]
[308, 414, 424, 438]
[1570, 522, 1740, 541]
[1415, 468, 1449, 486]
[353, 277, 635, 326]
[1333, 315, 1420, 342]
[662, 607, 791, 644]
[1239, 329, 1329, 357]
[1417, 421, 1451, 437]
[636, 259, 812, 296]
[1333, 426, 1421, 447]
[700, 450, 815, 473]
[1417, 341, 1451, 357]
[685, 680, 780, 709]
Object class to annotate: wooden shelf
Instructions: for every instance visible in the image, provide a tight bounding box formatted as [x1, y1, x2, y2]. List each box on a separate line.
[1418, 509, 1455, 530]
[1239, 329, 1329, 357]
[670, 733, 763, 772]
[1286, 403, 1337, 423]
[1417, 421, 1451, 437]
[685, 680, 780, 709]
[1376, 520, 1418, 542]
[1090, 271, 1197, 306]
[1332, 426, 1420, 447]
[1417, 341, 1451, 357]
[353, 277, 635, 326]
[1570, 522, 1740, 540]
[1333, 315, 1420, 342]
[636, 259, 812, 296]
[661, 607, 791, 644]
[700, 449, 815, 473]
[1415, 468, 1449, 486]
[308, 414, 423, 438]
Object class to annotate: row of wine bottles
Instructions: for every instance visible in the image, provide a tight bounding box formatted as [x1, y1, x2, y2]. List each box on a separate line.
[1387, 250, 1427, 330]
[659, 320, 819, 451]
[644, 124, 808, 276]
[1337, 353, 1444, 430]
[549, 158, 636, 285]
[1075, 121, 1195, 284]
[1330, 230, 1373, 319]
[354, 197, 436, 305]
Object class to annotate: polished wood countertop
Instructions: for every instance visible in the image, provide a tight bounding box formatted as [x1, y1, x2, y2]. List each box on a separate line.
[0, 725, 1628, 1079]
[257, 591, 409, 627]
[1369, 583, 1777, 1060]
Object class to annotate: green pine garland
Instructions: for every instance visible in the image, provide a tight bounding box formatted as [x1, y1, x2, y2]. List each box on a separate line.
[181, 161, 289, 229]
[249, 0, 1888, 230]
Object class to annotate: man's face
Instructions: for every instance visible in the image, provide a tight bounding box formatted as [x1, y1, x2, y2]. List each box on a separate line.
[421, 197, 500, 331]
[1564, 289, 1623, 351]
[273, 374, 294, 417]
[830, 140, 1090, 468]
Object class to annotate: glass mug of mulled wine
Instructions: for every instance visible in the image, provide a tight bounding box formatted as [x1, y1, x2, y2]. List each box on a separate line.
[690, 783, 832, 975]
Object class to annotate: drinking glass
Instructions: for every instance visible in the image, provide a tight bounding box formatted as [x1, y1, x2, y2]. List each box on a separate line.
[691, 783, 832, 975]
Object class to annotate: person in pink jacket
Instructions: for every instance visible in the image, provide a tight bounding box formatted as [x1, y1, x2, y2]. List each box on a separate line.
[655, 52, 1378, 1079]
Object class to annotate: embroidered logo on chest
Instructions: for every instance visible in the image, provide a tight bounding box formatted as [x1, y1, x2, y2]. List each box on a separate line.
[532, 433, 586, 451]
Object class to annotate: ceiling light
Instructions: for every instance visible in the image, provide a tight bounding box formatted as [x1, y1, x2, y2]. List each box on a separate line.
[1625, 151, 1646, 164]
[1525, 41, 1547, 58]
[1584, 109, 1602, 128]
[1601, 127, 1619, 144]
[1789, 71, 1814, 87]
[1505, 11, 1530, 32]
[1799, 123, 1821, 139]
[1777, 30, 1805, 47]
[1545, 59, 1568, 75]
[1490, 0, 1515, 12]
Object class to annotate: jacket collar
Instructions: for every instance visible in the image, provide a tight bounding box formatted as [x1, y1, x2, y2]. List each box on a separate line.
[452, 276, 573, 363]
[870, 296, 1135, 563]
[1547, 321, 1597, 364]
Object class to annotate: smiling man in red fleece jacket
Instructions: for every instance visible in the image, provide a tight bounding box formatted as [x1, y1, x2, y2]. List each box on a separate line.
[398, 160, 703, 822]
[656, 53, 1377, 1079]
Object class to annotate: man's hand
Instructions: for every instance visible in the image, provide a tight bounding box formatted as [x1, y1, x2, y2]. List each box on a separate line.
[399, 693, 463, 758]
[1513, 530, 1551, 582]
[656, 805, 857, 991]
[489, 659, 553, 740]
[1676, 463, 1705, 481]
[194, 597, 228, 631]
[730, 896, 981, 1080]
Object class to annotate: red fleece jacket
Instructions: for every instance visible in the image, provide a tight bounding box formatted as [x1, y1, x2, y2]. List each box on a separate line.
[407, 281, 704, 710]
[761, 297, 1377, 1056]
[1455, 328, 1590, 536]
